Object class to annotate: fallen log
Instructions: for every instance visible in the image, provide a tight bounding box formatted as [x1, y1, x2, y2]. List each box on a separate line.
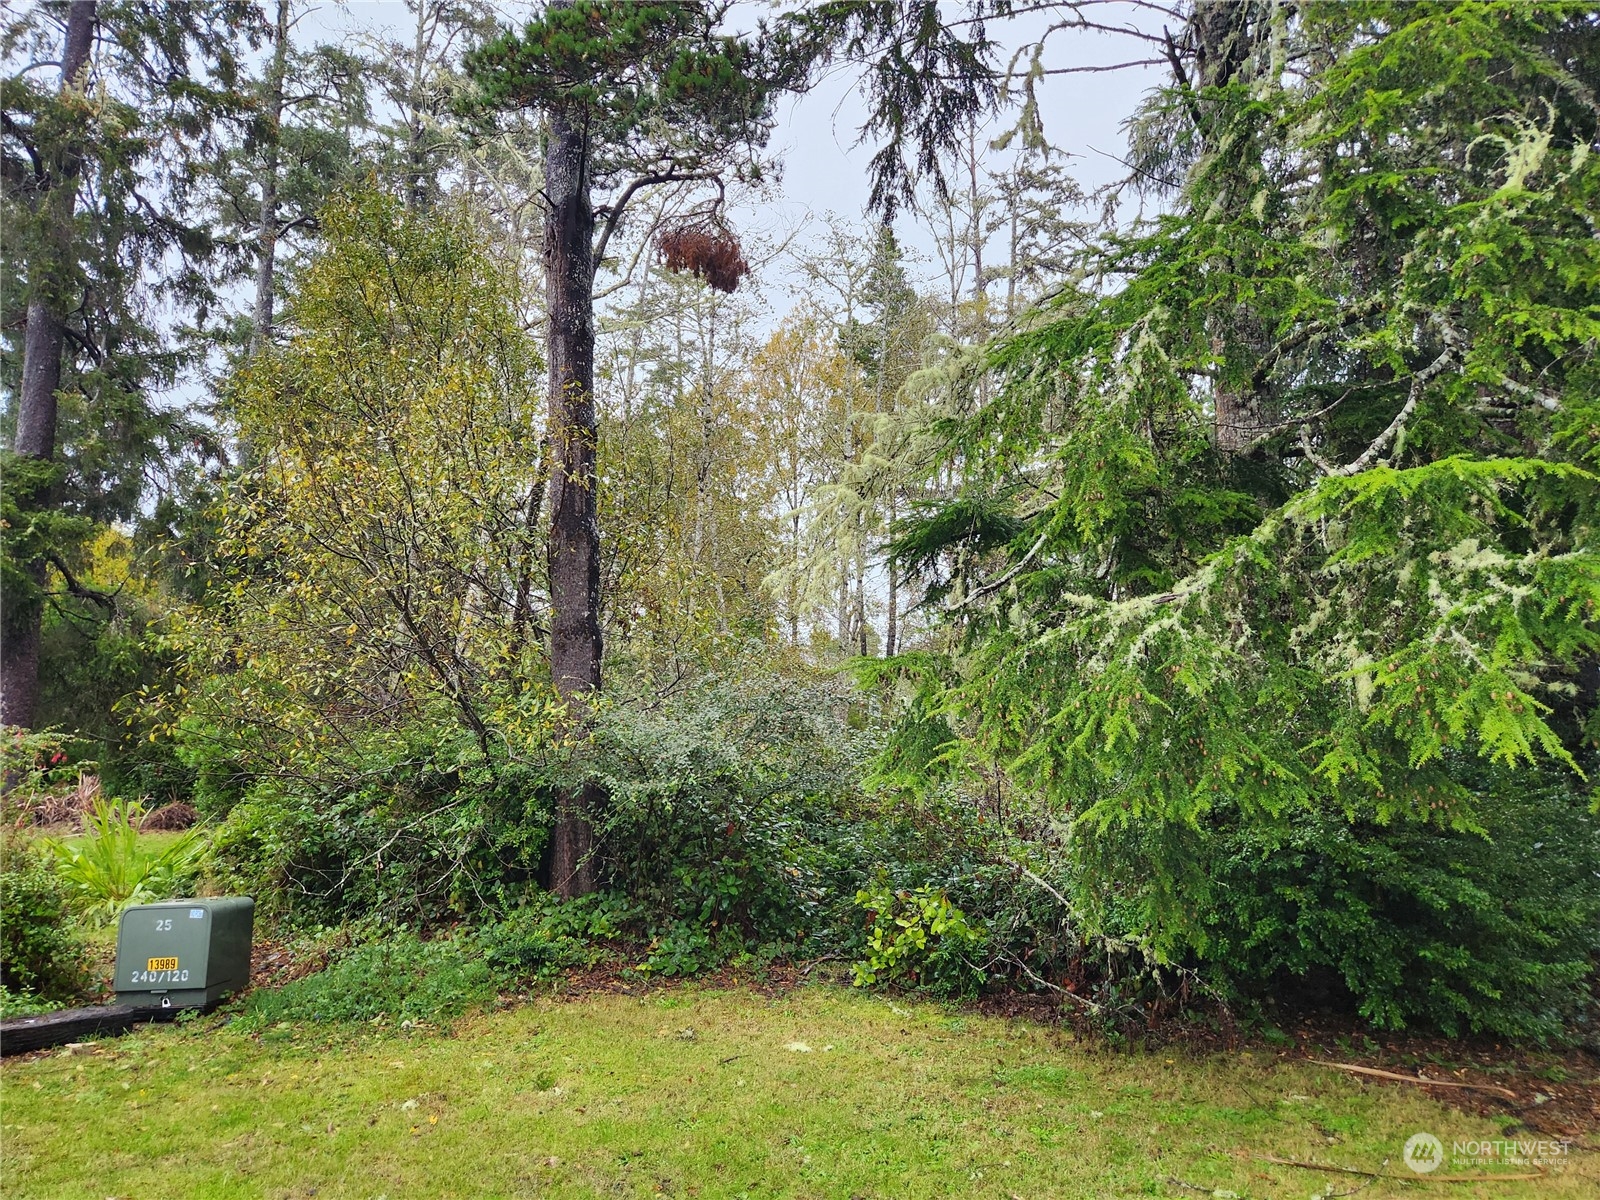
[0, 1003, 180, 1056]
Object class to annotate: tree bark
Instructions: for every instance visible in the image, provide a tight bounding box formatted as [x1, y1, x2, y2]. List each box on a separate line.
[404, 0, 431, 210]
[543, 99, 601, 898]
[2, 0, 96, 730]
[510, 436, 551, 653]
[854, 525, 868, 655]
[250, 0, 289, 355]
[885, 494, 898, 656]
[1189, 0, 1261, 455]
[967, 122, 983, 312]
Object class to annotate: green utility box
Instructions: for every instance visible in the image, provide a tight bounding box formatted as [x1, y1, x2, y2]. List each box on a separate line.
[114, 897, 254, 1010]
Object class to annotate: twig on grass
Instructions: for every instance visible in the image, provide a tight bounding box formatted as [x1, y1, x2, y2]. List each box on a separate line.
[1310, 1060, 1519, 1101]
[1253, 1153, 1549, 1183]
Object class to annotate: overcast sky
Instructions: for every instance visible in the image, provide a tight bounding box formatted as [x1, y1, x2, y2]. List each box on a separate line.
[305, 2, 1168, 298]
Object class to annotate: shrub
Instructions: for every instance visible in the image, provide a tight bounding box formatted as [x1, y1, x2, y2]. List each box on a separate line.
[639, 921, 752, 977]
[44, 797, 207, 924]
[0, 852, 91, 1005]
[477, 891, 639, 981]
[36, 588, 194, 807]
[201, 660, 865, 947]
[0, 727, 88, 823]
[0, 985, 71, 1018]
[868, 650, 1600, 1038]
[238, 930, 497, 1026]
[852, 883, 986, 997]
[1195, 770, 1600, 1041]
[245, 892, 641, 1029]
[207, 728, 552, 924]
[591, 666, 870, 961]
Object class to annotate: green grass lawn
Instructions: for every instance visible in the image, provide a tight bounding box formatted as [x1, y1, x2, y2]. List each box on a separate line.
[3, 984, 1591, 1199]
[50, 829, 194, 855]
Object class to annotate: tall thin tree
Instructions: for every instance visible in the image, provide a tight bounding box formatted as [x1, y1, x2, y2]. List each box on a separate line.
[1, 0, 95, 728]
[3, 0, 260, 727]
[469, 0, 776, 895]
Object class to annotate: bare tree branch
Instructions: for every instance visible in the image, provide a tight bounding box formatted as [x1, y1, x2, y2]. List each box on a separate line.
[1333, 344, 1457, 477]
[591, 169, 719, 273]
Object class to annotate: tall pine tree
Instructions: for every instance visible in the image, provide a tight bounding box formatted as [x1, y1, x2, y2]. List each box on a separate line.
[468, 0, 776, 894]
[2, 1, 260, 727]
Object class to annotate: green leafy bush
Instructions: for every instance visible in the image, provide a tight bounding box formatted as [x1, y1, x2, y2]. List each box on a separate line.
[239, 931, 497, 1026]
[207, 727, 551, 924]
[200, 660, 870, 958]
[43, 797, 207, 924]
[0, 985, 71, 1018]
[246, 892, 641, 1029]
[37, 587, 194, 807]
[1195, 771, 1600, 1041]
[0, 852, 91, 1005]
[478, 891, 638, 980]
[852, 883, 986, 997]
[640, 921, 754, 977]
[589, 665, 872, 961]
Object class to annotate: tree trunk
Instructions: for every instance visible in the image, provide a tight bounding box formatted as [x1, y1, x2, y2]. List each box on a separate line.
[855, 518, 868, 655]
[837, 367, 855, 647]
[885, 494, 898, 656]
[404, 0, 431, 210]
[543, 100, 601, 898]
[1005, 205, 1018, 320]
[1189, 0, 1260, 455]
[250, 0, 289, 355]
[1, 0, 95, 730]
[967, 123, 983, 312]
[511, 436, 551, 654]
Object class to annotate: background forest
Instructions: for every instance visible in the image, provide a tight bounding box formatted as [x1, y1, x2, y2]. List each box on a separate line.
[3, 0, 1598, 1046]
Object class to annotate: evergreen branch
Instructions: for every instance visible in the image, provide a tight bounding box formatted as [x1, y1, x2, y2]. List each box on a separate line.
[1249, 298, 1387, 396]
[1491, 373, 1562, 413]
[949, 530, 1047, 610]
[59, 322, 104, 363]
[1086, 142, 1180, 191]
[1035, 60, 1169, 76]
[0, 110, 44, 178]
[1299, 424, 1335, 476]
[1160, 26, 1202, 132]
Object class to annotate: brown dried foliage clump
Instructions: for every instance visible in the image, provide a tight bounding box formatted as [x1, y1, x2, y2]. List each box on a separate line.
[10, 774, 100, 829]
[656, 223, 749, 293]
[140, 801, 200, 831]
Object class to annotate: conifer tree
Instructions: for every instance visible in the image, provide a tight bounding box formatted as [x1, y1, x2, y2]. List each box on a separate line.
[2, 0, 261, 727]
[881, 2, 1600, 988]
[467, 0, 776, 894]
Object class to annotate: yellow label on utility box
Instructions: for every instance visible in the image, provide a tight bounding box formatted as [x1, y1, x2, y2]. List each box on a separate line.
[147, 956, 179, 971]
